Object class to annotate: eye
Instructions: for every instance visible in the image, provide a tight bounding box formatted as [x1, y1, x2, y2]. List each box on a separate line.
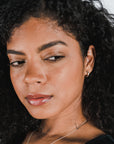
[44, 56, 65, 62]
[10, 60, 25, 67]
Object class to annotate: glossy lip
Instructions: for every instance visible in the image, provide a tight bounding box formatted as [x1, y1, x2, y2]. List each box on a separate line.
[25, 94, 53, 106]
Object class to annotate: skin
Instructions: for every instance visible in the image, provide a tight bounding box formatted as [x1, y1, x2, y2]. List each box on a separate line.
[7, 17, 103, 144]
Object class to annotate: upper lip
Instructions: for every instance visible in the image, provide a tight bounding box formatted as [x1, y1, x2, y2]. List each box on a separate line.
[26, 94, 52, 99]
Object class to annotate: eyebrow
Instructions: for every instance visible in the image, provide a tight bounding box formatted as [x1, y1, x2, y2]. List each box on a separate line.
[7, 40, 67, 55]
[38, 40, 67, 52]
[7, 50, 25, 55]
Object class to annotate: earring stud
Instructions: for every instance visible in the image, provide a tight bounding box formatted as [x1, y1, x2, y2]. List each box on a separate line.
[85, 71, 90, 77]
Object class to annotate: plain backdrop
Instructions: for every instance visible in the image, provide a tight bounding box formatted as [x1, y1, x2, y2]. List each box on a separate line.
[101, 0, 114, 14]
[100, 0, 114, 94]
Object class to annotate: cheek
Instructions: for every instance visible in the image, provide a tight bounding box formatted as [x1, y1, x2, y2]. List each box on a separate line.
[49, 59, 84, 96]
[10, 69, 24, 95]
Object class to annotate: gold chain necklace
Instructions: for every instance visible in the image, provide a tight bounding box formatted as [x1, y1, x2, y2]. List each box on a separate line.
[26, 120, 88, 144]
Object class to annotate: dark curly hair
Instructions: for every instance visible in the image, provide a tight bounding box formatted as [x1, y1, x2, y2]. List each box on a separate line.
[0, 0, 114, 143]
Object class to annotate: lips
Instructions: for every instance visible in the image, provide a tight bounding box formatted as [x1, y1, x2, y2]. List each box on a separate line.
[26, 94, 53, 106]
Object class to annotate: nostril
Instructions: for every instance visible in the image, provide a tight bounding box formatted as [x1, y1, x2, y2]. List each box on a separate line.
[37, 81, 41, 83]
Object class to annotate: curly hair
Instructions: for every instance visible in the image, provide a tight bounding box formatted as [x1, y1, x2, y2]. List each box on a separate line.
[0, 0, 114, 143]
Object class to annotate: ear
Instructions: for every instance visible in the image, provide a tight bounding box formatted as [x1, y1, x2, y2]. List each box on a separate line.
[84, 45, 96, 77]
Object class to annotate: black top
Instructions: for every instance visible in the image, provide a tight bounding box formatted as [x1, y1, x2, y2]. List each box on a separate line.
[7, 133, 114, 144]
[86, 135, 114, 144]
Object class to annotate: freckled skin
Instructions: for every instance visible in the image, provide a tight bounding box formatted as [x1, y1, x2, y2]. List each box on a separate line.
[7, 18, 87, 120]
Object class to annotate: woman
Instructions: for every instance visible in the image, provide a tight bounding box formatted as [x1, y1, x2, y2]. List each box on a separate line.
[0, 0, 114, 143]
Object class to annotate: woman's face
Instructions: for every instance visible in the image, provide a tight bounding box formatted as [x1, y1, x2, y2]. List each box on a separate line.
[7, 17, 91, 119]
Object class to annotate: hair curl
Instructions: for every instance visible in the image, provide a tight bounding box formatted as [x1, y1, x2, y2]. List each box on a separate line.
[0, 0, 114, 143]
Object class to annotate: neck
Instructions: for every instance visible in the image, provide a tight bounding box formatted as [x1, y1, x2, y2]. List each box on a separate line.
[41, 101, 86, 136]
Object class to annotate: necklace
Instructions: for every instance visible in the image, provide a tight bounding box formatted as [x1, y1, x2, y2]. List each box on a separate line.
[26, 120, 88, 144]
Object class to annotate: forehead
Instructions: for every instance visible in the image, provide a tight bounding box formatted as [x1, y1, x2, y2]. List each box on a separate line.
[7, 17, 76, 49]
[9, 18, 62, 41]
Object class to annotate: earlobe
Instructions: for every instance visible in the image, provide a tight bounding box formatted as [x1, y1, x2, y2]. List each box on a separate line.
[84, 45, 95, 77]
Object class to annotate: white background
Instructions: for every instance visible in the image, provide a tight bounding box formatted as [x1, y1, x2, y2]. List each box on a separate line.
[101, 0, 114, 14]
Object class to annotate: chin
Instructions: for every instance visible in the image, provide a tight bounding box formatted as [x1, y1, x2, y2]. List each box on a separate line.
[26, 107, 56, 120]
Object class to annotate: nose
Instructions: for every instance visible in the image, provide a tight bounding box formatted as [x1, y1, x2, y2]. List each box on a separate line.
[24, 63, 47, 85]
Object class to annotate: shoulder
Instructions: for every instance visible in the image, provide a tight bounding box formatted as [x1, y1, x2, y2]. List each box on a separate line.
[86, 135, 114, 144]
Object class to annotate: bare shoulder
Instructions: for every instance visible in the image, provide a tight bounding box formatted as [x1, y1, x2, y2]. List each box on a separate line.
[76, 122, 105, 142]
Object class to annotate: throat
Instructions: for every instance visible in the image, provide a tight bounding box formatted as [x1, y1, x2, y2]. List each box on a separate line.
[40, 117, 87, 137]
[40, 105, 86, 136]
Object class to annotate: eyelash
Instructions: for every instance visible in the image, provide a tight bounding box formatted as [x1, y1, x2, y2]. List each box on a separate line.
[9, 55, 65, 67]
[10, 60, 25, 67]
[44, 55, 65, 62]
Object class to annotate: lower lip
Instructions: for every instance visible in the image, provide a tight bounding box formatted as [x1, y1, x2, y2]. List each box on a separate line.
[26, 96, 52, 106]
